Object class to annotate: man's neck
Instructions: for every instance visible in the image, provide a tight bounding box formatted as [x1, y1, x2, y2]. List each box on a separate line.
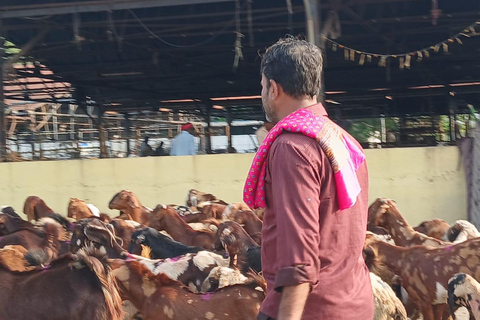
[277, 97, 318, 120]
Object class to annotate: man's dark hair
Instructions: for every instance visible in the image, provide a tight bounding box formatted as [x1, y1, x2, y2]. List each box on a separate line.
[260, 37, 323, 99]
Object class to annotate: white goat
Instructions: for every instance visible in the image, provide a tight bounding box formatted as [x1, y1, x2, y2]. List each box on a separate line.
[444, 220, 480, 243]
[201, 266, 248, 292]
[370, 272, 408, 320]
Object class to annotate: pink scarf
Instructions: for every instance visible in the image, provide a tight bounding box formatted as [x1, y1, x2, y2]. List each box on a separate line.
[244, 107, 365, 210]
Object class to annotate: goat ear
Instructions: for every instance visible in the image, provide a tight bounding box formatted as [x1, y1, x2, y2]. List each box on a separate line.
[372, 210, 384, 226]
[128, 197, 139, 209]
[84, 225, 111, 244]
[220, 227, 236, 246]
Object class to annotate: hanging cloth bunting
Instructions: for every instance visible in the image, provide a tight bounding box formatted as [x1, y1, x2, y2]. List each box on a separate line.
[322, 19, 479, 69]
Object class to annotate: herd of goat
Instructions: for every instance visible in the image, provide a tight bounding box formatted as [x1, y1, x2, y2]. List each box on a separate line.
[0, 190, 479, 320]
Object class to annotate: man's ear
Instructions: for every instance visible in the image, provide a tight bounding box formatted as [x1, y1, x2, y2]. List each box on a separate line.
[269, 79, 282, 99]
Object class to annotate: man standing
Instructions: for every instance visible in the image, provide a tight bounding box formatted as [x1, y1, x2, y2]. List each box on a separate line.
[139, 136, 153, 157]
[244, 38, 373, 320]
[170, 123, 197, 156]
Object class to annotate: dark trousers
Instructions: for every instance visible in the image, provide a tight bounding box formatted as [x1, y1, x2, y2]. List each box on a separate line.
[257, 312, 275, 320]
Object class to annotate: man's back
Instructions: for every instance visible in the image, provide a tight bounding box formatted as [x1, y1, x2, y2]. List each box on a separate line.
[170, 131, 196, 156]
[139, 142, 152, 157]
[259, 106, 373, 320]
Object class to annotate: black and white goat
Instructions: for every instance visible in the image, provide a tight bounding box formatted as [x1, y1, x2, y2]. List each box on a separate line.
[448, 273, 480, 320]
[215, 221, 261, 274]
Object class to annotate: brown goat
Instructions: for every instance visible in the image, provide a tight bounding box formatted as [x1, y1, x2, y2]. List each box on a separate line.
[23, 196, 54, 221]
[215, 221, 260, 273]
[186, 189, 228, 207]
[111, 259, 264, 320]
[108, 190, 152, 225]
[0, 245, 36, 272]
[150, 205, 215, 251]
[253, 208, 265, 221]
[180, 201, 224, 224]
[414, 219, 451, 241]
[223, 202, 251, 217]
[364, 234, 480, 320]
[70, 218, 126, 259]
[368, 198, 446, 247]
[68, 198, 103, 221]
[110, 218, 145, 250]
[0, 219, 67, 264]
[225, 210, 262, 245]
[0, 247, 124, 320]
[198, 202, 227, 219]
[0, 213, 43, 236]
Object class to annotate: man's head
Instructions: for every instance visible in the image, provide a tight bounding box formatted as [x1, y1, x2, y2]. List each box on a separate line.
[181, 123, 195, 135]
[260, 38, 323, 123]
[144, 136, 149, 143]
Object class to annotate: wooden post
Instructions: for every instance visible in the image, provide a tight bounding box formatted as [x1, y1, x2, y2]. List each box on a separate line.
[0, 22, 6, 161]
[226, 107, 233, 153]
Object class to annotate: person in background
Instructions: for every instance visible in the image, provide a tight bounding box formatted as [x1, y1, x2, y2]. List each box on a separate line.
[154, 141, 168, 156]
[170, 123, 197, 156]
[244, 38, 373, 320]
[139, 136, 153, 157]
[256, 122, 275, 145]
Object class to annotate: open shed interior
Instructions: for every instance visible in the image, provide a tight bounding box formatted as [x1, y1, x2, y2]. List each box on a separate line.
[1, 0, 480, 159]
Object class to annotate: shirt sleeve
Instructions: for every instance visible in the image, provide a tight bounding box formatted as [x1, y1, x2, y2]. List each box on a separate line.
[269, 139, 321, 292]
[169, 139, 175, 155]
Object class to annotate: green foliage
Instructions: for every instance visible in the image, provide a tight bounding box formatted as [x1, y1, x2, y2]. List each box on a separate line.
[346, 117, 399, 143]
[3, 40, 21, 55]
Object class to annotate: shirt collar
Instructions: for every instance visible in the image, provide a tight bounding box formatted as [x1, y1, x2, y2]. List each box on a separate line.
[305, 103, 328, 117]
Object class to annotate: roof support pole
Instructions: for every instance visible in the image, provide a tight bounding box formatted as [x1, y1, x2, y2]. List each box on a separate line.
[303, 0, 325, 104]
[226, 107, 233, 153]
[206, 102, 212, 154]
[97, 104, 108, 158]
[124, 113, 131, 157]
[0, 20, 7, 161]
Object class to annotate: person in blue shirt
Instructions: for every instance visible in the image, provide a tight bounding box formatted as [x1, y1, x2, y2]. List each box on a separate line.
[170, 123, 197, 156]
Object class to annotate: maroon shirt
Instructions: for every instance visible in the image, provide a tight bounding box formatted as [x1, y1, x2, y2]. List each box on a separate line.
[258, 104, 373, 320]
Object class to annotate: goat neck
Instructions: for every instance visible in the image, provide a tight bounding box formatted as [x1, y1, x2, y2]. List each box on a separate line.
[152, 207, 196, 241]
[375, 203, 445, 247]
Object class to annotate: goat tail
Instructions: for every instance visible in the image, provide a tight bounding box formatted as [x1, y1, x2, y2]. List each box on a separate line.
[77, 248, 125, 320]
[140, 244, 152, 259]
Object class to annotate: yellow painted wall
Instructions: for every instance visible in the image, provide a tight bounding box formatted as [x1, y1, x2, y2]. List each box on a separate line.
[366, 146, 467, 225]
[0, 146, 467, 226]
